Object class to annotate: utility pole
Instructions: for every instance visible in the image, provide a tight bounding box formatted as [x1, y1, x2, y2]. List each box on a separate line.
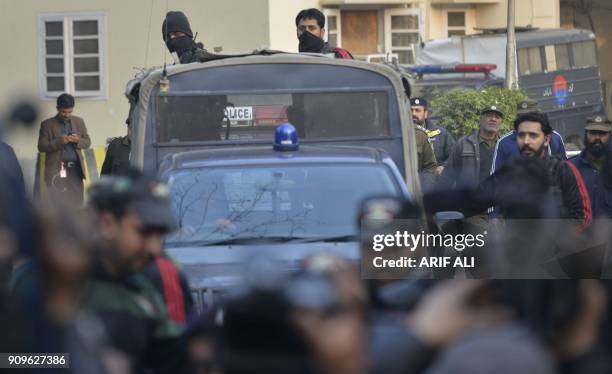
[505, 0, 519, 90]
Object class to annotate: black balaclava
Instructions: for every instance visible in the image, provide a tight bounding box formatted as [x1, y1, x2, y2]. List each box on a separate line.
[162, 11, 196, 57]
[166, 36, 197, 57]
[162, 11, 193, 40]
[298, 31, 325, 53]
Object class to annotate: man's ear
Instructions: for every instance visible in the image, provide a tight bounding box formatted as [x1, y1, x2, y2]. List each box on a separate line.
[321, 27, 326, 40]
[544, 134, 551, 147]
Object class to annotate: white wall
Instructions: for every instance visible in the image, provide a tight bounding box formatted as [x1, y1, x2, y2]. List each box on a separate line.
[268, 0, 320, 52]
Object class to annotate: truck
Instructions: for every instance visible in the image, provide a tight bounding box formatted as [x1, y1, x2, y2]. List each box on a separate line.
[125, 53, 423, 197]
[414, 28, 604, 139]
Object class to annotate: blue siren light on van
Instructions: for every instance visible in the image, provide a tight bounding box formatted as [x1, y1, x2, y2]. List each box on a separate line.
[273, 123, 299, 151]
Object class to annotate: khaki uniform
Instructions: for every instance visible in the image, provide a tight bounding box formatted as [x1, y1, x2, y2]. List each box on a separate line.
[416, 125, 438, 191]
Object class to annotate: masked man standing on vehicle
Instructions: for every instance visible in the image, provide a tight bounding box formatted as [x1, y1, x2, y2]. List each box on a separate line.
[411, 97, 455, 177]
[295, 8, 353, 59]
[162, 10, 211, 64]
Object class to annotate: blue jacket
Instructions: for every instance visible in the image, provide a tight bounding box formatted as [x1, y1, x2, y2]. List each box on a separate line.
[568, 150, 612, 218]
[490, 130, 567, 175]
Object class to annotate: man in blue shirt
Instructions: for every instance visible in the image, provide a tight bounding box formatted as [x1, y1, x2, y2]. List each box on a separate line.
[490, 99, 567, 176]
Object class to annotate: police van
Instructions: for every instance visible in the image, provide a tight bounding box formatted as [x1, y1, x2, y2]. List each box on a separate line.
[125, 53, 422, 197]
[413, 28, 604, 138]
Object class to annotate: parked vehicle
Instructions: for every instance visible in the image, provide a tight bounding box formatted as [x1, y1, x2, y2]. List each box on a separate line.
[415, 28, 604, 138]
[160, 127, 410, 311]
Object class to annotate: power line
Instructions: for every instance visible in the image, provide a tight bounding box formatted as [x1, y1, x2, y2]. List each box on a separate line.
[143, 0, 154, 67]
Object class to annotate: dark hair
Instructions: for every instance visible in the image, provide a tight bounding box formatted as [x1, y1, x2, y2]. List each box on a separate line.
[514, 112, 551, 135]
[88, 169, 144, 219]
[295, 8, 325, 28]
[56, 93, 75, 109]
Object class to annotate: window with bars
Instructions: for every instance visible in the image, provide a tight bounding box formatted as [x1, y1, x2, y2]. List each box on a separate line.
[39, 13, 105, 98]
[324, 9, 341, 47]
[384, 9, 420, 65]
[446, 11, 466, 37]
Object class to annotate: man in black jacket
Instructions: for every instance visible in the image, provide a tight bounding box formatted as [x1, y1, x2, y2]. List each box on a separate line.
[569, 115, 612, 218]
[440, 105, 503, 189]
[496, 112, 590, 224]
[101, 118, 131, 175]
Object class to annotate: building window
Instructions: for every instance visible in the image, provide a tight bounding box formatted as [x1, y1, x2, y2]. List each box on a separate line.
[39, 13, 105, 98]
[446, 11, 466, 37]
[384, 8, 421, 65]
[324, 9, 341, 47]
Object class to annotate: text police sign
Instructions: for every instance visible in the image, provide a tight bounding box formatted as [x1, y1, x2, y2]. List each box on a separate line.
[225, 106, 253, 121]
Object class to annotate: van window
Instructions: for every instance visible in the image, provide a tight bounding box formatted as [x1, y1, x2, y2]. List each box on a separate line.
[554, 43, 571, 70]
[155, 91, 390, 143]
[518, 47, 543, 75]
[572, 40, 597, 68]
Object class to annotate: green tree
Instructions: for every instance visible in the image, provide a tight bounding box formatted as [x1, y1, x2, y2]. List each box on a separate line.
[430, 87, 528, 139]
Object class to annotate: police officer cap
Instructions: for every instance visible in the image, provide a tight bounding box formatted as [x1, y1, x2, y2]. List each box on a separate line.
[481, 105, 504, 118]
[585, 115, 612, 132]
[410, 97, 428, 109]
[516, 99, 541, 115]
[89, 170, 177, 232]
[162, 11, 194, 40]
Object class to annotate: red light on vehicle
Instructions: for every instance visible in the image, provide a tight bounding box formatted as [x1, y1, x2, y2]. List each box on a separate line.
[455, 64, 497, 73]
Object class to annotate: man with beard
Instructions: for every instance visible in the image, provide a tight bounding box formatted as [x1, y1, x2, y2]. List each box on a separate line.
[487, 112, 591, 224]
[83, 172, 188, 373]
[411, 97, 455, 177]
[491, 100, 567, 176]
[569, 116, 612, 218]
[295, 8, 353, 58]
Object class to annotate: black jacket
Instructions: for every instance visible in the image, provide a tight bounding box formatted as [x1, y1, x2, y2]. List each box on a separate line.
[101, 136, 131, 175]
[426, 156, 592, 226]
[439, 129, 484, 189]
[0, 141, 25, 192]
[568, 150, 612, 218]
[425, 120, 455, 166]
[482, 156, 591, 224]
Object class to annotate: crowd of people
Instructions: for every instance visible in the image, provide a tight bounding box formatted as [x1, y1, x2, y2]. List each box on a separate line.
[0, 169, 611, 373]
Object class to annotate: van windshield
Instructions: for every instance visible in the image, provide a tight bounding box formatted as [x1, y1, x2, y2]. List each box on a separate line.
[165, 163, 400, 245]
[155, 91, 390, 142]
